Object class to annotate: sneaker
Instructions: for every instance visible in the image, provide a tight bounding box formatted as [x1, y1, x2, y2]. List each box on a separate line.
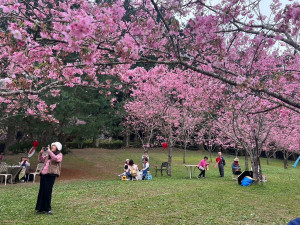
[47, 211, 53, 215]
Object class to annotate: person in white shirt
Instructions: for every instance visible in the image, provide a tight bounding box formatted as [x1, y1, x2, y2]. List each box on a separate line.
[142, 157, 150, 180]
[142, 152, 149, 164]
[19, 156, 30, 167]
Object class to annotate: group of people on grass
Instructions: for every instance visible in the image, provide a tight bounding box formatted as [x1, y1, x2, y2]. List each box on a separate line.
[197, 152, 242, 178]
[119, 152, 150, 180]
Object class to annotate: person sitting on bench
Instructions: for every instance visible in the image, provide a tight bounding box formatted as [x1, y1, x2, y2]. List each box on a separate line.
[232, 158, 242, 175]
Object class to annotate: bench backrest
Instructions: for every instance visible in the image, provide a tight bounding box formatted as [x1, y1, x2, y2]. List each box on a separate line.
[0, 163, 8, 174]
[35, 163, 44, 173]
[161, 162, 168, 168]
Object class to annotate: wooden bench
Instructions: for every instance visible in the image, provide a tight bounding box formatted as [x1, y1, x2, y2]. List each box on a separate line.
[155, 162, 168, 176]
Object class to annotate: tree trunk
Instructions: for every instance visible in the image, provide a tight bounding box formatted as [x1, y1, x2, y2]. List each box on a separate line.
[283, 152, 288, 169]
[265, 151, 270, 165]
[284, 158, 288, 169]
[251, 154, 262, 182]
[125, 131, 130, 148]
[209, 149, 212, 163]
[4, 125, 16, 154]
[245, 150, 249, 171]
[183, 143, 187, 164]
[273, 151, 277, 159]
[168, 146, 172, 176]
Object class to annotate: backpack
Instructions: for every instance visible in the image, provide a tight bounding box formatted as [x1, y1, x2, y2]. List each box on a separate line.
[222, 157, 226, 166]
[130, 166, 137, 177]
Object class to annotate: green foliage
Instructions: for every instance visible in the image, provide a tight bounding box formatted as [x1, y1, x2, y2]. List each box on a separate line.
[0, 75, 126, 154]
[66, 139, 123, 149]
[66, 139, 94, 149]
[98, 139, 123, 149]
[8, 142, 32, 154]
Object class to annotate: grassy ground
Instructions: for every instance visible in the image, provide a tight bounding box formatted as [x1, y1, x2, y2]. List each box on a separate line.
[0, 148, 299, 225]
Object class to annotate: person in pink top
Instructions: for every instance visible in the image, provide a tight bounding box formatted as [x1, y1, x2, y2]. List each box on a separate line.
[197, 156, 210, 178]
[35, 142, 63, 215]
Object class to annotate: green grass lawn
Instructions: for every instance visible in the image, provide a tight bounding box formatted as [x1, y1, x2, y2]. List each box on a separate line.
[0, 148, 299, 225]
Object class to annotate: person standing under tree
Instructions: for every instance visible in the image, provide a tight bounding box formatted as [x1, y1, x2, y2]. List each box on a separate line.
[35, 142, 63, 215]
[215, 152, 226, 177]
[142, 151, 149, 164]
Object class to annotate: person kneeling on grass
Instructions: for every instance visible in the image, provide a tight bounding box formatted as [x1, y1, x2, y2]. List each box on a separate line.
[142, 158, 150, 180]
[197, 156, 209, 178]
[119, 159, 130, 177]
[232, 157, 242, 175]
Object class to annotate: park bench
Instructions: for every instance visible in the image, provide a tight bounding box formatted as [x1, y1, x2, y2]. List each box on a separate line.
[0, 163, 13, 185]
[155, 162, 168, 176]
[29, 163, 44, 183]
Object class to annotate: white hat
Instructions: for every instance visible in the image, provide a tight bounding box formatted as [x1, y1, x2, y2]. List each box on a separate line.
[234, 157, 239, 162]
[51, 142, 62, 151]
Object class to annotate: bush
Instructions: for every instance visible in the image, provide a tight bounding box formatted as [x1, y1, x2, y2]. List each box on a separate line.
[8, 142, 32, 154]
[0, 142, 5, 153]
[66, 139, 123, 149]
[66, 140, 95, 149]
[98, 139, 123, 149]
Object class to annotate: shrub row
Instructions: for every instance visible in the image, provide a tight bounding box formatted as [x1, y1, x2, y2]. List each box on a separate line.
[66, 139, 123, 149]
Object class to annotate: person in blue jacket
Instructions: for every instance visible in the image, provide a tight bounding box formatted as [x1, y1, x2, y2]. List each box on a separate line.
[142, 157, 149, 180]
[232, 157, 242, 175]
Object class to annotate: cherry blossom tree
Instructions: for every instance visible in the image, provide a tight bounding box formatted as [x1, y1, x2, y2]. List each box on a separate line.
[269, 115, 300, 169]
[0, 0, 299, 117]
[123, 65, 222, 175]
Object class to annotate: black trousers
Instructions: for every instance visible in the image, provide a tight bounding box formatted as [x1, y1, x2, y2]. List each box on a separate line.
[198, 169, 206, 177]
[233, 170, 242, 175]
[35, 174, 56, 212]
[218, 164, 224, 177]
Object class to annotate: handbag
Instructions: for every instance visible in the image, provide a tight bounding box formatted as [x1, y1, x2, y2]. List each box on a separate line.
[198, 166, 205, 171]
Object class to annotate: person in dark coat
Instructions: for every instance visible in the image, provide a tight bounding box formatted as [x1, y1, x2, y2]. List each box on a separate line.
[216, 152, 226, 177]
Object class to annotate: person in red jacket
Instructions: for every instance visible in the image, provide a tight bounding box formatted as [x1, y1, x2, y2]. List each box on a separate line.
[216, 152, 226, 177]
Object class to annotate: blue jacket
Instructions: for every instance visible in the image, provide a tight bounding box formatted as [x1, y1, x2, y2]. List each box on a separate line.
[232, 162, 241, 173]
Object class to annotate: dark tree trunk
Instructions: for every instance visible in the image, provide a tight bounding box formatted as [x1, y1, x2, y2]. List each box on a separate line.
[4, 125, 16, 154]
[283, 151, 288, 169]
[168, 146, 172, 176]
[251, 153, 262, 182]
[209, 149, 212, 163]
[245, 150, 249, 171]
[125, 131, 130, 148]
[183, 143, 187, 164]
[265, 151, 271, 165]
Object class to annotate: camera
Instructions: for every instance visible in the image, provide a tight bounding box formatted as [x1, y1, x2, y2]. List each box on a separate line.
[44, 147, 48, 151]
